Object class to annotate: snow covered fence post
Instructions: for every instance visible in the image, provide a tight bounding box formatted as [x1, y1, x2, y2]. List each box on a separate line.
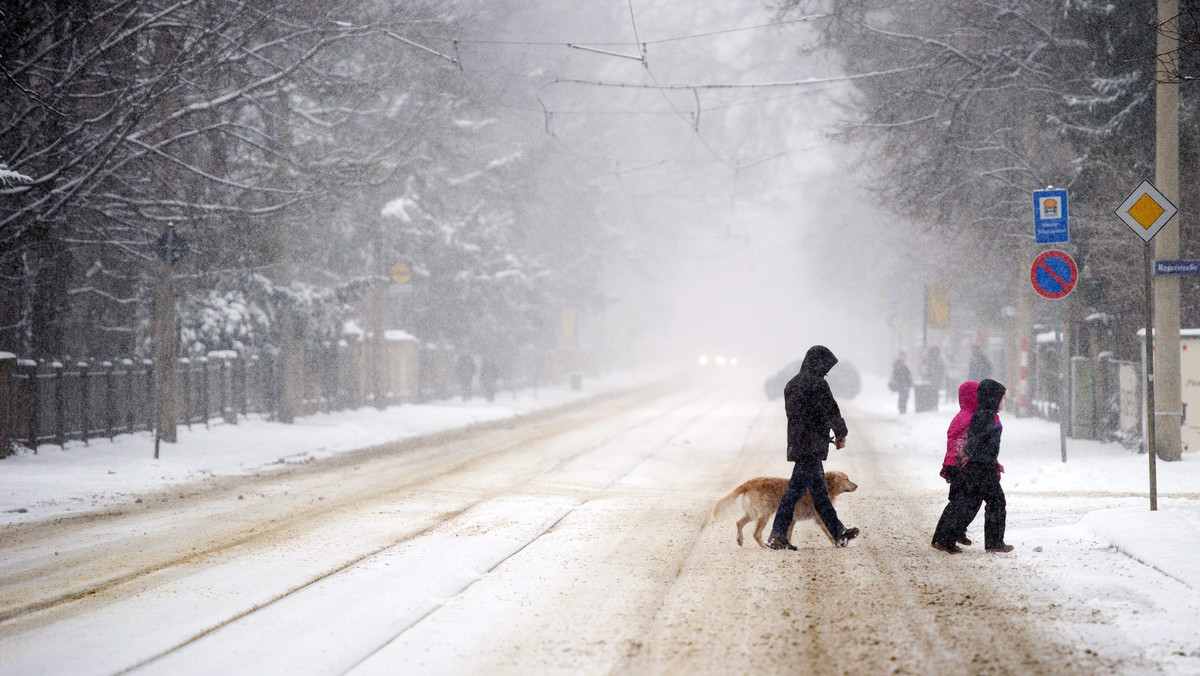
[78, 361, 90, 446]
[197, 356, 211, 428]
[180, 358, 193, 430]
[22, 360, 39, 452]
[103, 361, 116, 440]
[53, 361, 65, 448]
[0, 353, 13, 458]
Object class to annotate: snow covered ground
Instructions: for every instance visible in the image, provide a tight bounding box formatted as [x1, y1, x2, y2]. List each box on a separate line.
[2, 366, 1199, 673]
[852, 372, 1200, 672]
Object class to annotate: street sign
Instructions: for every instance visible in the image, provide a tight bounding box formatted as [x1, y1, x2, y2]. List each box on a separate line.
[1030, 249, 1078, 299]
[1155, 260, 1200, 275]
[1033, 188, 1069, 243]
[1116, 180, 1177, 243]
[927, 284, 949, 328]
[153, 224, 188, 266]
[390, 262, 413, 284]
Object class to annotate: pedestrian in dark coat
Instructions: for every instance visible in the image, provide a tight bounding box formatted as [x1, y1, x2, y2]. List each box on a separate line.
[931, 378, 1014, 553]
[968, 345, 993, 382]
[889, 352, 914, 414]
[767, 345, 860, 550]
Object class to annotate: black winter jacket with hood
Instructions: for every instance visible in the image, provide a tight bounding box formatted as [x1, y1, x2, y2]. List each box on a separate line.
[785, 345, 848, 462]
[965, 378, 1006, 466]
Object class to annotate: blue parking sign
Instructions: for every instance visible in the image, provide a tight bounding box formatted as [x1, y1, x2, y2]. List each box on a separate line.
[1034, 189, 1069, 243]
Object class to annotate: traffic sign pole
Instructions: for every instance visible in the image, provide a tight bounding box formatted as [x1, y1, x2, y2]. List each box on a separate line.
[1144, 244, 1157, 511]
[1116, 180, 1177, 510]
[1056, 302, 1068, 463]
[1029, 249, 1077, 463]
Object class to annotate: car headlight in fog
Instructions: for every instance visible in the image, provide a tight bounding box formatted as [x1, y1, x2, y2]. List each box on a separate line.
[698, 355, 709, 366]
[714, 356, 727, 366]
[730, 357, 739, 366]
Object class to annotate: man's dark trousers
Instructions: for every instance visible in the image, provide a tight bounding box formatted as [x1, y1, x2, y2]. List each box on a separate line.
[770, 454, 844, 540]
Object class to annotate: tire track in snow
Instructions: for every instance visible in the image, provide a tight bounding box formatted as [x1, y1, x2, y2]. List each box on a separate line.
[0, 378, 743, 675]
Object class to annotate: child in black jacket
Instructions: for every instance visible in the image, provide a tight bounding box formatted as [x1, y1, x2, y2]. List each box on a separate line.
[931, 379, 1014, 554]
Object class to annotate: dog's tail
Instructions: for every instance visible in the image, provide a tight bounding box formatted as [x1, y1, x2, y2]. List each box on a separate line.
[711, 487, 745, 521]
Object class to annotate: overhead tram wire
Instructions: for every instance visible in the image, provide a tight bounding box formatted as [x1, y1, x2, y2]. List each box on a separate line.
[433, 15, 823, 50]
[612, 0, 729, 166]
[407, 15, 838, 195]
[428, 13, 845, 155]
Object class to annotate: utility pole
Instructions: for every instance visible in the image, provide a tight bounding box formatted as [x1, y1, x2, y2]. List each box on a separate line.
[369, 165, 387, 410]
[1153, 0, 1182, 461]
[152, 223, 187, 455]
[153, 251, 178, 446]
[273, 89, 302, 423]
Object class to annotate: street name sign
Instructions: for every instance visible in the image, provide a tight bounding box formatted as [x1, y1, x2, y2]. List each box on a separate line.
[1155, 260, 1200, 275]
[1033, 188, 1069, 243]
[1030, 249, 1078, 299]
[1116, 180, 1177, 243]
[153, 224, 188, 266]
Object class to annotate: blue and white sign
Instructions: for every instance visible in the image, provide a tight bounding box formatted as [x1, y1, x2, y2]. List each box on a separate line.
[1034, 189, 1069, 243]
[1155, 260, 1200, 275]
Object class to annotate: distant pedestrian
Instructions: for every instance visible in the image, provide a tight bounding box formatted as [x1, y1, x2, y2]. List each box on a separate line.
[932, 379, 1014, 554]
[480, 356, 499, 402]
[968, 344, 993, 382]
[455, 353, 476, 401]
[767, 345, 860, 551]
[889, 352, 913, 414]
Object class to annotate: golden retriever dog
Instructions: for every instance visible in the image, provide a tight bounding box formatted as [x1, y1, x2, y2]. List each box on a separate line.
[711, 471, 858, 548]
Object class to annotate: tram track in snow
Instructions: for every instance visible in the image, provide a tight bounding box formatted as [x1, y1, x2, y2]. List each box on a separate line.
[0, 376, 757, 675]
[119, 383, 744, 675]
[0, 382, 676, 623]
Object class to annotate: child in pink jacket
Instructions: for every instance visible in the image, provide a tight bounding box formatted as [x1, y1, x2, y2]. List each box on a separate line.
[938, 381, 1003, 546]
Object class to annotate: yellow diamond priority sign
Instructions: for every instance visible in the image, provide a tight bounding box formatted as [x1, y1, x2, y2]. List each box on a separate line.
[1116, 180, 1177, 243]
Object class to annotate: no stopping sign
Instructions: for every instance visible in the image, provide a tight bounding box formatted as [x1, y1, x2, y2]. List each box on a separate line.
[1030, 249, 1078, 300]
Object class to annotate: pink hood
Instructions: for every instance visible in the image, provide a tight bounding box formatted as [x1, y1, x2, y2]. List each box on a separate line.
[944, 381, 979, 466]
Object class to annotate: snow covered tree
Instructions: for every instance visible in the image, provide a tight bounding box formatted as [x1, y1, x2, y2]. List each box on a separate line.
[774, 0, 1198, 349]
[0, 0, 474, 359]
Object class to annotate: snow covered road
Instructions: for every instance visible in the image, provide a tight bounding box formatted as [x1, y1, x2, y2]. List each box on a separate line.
[0, 372, 1195, 674]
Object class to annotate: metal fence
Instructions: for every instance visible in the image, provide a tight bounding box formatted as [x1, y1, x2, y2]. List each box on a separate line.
[1, 338, 568, 456]
[1025, 349, 1140, 447]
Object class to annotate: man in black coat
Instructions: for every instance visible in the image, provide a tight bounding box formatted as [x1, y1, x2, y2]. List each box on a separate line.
[767, 345, 861, 550]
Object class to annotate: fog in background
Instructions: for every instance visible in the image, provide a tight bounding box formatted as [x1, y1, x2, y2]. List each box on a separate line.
[0, 0, 962, 382]
[475, 1, 932, 378]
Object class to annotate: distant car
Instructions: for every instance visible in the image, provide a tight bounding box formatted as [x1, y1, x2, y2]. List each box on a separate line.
[764, 360, 861, 401]
[764, 360, 802, 400]
[697, 353, 739, 367]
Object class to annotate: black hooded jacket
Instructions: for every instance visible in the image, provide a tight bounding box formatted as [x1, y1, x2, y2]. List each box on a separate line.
[965, 378, 1006, 466]
[784, 345, 848, 462]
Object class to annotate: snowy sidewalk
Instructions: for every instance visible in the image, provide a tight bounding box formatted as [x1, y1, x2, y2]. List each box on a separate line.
[1080, 506, 1200, 590]
[854, 372, 1200, 595]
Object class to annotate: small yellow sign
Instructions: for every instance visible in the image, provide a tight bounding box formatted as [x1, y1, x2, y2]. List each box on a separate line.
[390, 262, 412, 284]
[561, 309, 576, 340]
[1127, 194, 1165, 229]
[927, 285, 950, 329]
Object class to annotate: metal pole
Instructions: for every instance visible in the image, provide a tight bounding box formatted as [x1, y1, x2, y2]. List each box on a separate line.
[1144, 243, 1157, 510]
[1057, 302, 1068, 463]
